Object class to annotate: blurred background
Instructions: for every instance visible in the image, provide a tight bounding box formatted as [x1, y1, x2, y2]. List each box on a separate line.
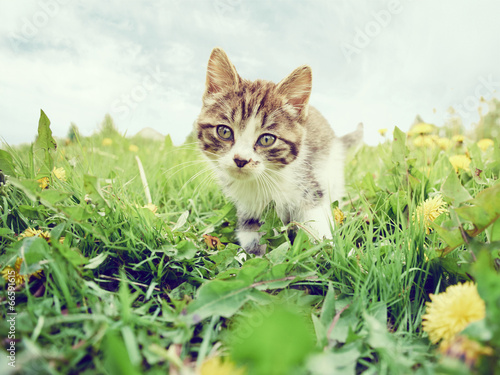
[1, 0, 500, 146]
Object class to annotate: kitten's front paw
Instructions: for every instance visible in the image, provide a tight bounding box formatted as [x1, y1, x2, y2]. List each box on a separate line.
[237, 228, 267, 256]
[245, 240, 267, 256]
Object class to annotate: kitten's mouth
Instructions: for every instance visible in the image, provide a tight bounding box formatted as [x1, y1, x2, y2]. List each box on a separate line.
[227, 167, 255, 180]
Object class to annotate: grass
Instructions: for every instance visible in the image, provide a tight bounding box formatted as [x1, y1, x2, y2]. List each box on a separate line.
[1, 105, 499, 375]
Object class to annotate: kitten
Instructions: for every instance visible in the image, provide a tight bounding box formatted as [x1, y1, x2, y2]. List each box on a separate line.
[196, 47, 362, 256]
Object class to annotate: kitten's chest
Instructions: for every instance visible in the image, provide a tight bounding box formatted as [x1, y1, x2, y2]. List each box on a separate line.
[219, 162, 313, 216]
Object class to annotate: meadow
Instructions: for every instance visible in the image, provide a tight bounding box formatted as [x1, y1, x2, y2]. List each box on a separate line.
[0, 102, 499, 375]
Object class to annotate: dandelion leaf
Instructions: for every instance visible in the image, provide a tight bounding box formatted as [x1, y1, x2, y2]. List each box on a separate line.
[389, 190, 407, 215]
[18, 204, 47, 220]
[164, 134, 174, 149]
[454, 183, 500, 232]
[40, 189, 71, 205]
[18, 236, 49, 273]
[441, 169, 472, 207]
[436, 183, 500, 255]
[473, 251, 500, 346]
[432, 224, 463, 254]
[392, 127, 409, 170]
[207, 246, 239, 272]
[34, 110, 57, 176]
[0, 149, 16, 177]
[184, 278, 268, 324]
[34, 110, 57, 152]
[104, 331, 141, 375]
[319, 282, 337, 328]
[487, 219, 500, 242]
[266, 242, 290, 265]
[360, 172, 380, 198]
[174, 240, 198, 260]
[235, 257, 269, 283]
[60, 205, 94, 221]
[54, 242, 88, 268]
[9, 178, 40, 201]
[230, 305, 315, 375]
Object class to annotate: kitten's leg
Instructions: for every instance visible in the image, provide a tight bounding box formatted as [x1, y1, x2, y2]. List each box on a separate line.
[276, 207, 298, 242]
[302, 204, 334, 239]
[236, 216, 266, 256]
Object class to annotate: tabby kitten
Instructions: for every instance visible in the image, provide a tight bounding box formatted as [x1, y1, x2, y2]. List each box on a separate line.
[196, 47, 362, 256]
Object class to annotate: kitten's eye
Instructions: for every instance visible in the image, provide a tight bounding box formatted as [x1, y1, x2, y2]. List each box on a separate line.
[257, 134, 276, 147]
[217, 125, 233, 140]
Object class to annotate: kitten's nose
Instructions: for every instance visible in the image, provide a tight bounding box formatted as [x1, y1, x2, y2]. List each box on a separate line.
[234, 157, 249, 168]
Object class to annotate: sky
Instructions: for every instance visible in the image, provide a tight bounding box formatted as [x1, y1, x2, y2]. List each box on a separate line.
[1, 0, 500, 147]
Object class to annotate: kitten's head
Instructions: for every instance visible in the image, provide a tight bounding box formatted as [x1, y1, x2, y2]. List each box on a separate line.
[196, 47, 312, 181]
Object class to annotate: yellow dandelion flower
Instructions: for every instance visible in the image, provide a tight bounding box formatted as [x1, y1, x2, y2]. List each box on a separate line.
[412, 195, 447, 234]
[439, 335, 493, 369]
[129, 144, 139, 153]
[436, 137, 452, 151]
[200, 357, 246, 375]
[452, 134, 465, 143]
[18, 228, 51, 243]
[333, 207, 345, 225]
[38, 176, 50, 189]
[1, 257, 43, 287]
[19, 227, 42, 239]
[52, 167, 67, 181]
[409, 123, 434, 136]
[422, 282, 485, 344]
[412, 135, 434, 148]
[477, 138, 494, 151]
[449, 154, 471, 173]
[378, 128, 388, 136]
[102, 138, 113, 146]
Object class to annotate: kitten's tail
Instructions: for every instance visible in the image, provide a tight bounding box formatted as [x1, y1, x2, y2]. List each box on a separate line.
[340, 122, 364, 149]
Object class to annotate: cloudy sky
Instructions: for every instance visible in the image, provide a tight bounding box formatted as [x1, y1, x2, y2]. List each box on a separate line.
[1, 0, 500, 146]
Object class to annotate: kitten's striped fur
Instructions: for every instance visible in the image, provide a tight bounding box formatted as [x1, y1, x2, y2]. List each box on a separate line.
[196, 47, 362, 255]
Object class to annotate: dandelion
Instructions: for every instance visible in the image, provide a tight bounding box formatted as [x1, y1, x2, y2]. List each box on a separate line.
[378, 128, 388, 136]
[38, 176, 49, 189]
[333, 207, 345, 225]
[409, 123, 434, 136]
[422, 282, 485, 344]
[449, 154, 471, 173]
[452, 134, 465, 144]
[412, 135, 434, 148]
[436, 137, 452, 151]
[129, 144, 139, 153]
[102, 138, 113, 146]
[52, 167, 67, 181]
[199, 357, 246, 375]
[18, 227, 51, 243]
[477, 138, 494, 151]
[1, 257, 43, 287]
[412, 195, 447, 234]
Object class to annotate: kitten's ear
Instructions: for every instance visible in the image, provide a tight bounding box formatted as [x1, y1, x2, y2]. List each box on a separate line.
[205, 47, 240, 96]
[277, 65, 312, 117]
